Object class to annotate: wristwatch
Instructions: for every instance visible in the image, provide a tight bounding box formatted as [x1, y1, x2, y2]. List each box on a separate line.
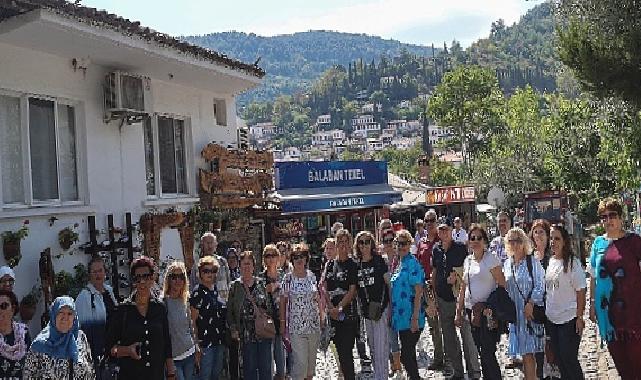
[338, 305, 343, 313]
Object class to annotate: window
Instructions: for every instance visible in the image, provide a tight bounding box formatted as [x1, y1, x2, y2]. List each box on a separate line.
[0, 94, 80, 208]
[213, 98, 227, 126]
[143, 115, 190, 197]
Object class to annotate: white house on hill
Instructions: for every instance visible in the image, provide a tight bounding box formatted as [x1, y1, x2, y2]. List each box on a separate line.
[0, 0, 263, 332]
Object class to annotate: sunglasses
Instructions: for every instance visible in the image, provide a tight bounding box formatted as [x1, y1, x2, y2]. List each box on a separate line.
[357, 239, 372, 246]
[133, 273, 153, 283]
[394, 240, 411, 247]
[599, 212, 619, 221]
[507, 239, 523, 244]
[382, 237, 394, 244]
[469, 235, 484, 242]
[0, 302, 11, 310]
[264, 254, 278, 259]
[424, 218, 437, 223]
[168, 273, 185, 281]
[200, 268, 218, 275]
[291, 254, 307, 261]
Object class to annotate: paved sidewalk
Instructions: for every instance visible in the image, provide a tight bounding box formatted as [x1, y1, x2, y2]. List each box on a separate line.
[314, 292, 619, 379]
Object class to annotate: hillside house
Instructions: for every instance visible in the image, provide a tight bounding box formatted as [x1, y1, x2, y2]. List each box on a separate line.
[316, 114, 331, 128]
[0, 0, 263, 331]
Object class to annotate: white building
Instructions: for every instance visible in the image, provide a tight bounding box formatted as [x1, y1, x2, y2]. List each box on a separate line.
[351, 115, 380, 136]
[250, 122, 280, 139]
[367, 137, 384, 152]
[391, 137, 420, 150]
[316, 114, 331, 127]
[429, 125, 453, 145]
[0, 0, 262, 331]
[274, 146, 301, 161]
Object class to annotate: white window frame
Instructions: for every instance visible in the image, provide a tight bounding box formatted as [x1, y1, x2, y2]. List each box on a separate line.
[0, 89, 85, 210]
[145, 113, 194, 199]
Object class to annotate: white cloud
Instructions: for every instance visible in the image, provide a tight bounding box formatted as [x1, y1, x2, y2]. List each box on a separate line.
[247, 0, 536, 44]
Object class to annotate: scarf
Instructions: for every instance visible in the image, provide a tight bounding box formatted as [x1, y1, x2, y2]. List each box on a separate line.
[31, 296, 80, 363]
[590, 236, 615, 342]
[0, 321, 27, 361]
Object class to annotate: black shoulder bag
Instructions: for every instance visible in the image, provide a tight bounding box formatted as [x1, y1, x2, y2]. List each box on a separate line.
[359, 259, 385, 321]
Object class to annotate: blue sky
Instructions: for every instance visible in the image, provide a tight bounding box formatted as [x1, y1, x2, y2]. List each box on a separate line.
[82, 0, 541, 47]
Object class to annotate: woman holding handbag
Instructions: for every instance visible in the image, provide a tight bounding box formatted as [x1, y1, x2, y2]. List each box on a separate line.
[260, 244, 286, 380]
[455, 224, 506, 380]
[280, 244, 321, 380]
[227, 251, 274, 380]
[354, 230, 390, 380]
[504, 228, 545, 380]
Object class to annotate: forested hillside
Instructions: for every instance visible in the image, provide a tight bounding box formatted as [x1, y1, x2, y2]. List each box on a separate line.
[183, 31, 437, 103]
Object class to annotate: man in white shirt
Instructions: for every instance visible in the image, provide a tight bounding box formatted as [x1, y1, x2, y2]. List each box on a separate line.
[189, 232, 231, 301]
[489, 211, 511, 264]
[451, 217, 468, 244]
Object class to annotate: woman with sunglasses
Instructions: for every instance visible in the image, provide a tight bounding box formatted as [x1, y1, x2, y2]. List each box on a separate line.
[324, 229, 359, 380]
[24, 296, 94, 379]
[106, 256, 175, 379]
[390, 229, 425, 380]
[228, 251, 274, 380]
[455, 224, 506, 380]
[528, 219, 559, 379]
[280, 244, 321, 380]
[503, 228, 545, 380]
[588, 198, 641, 378]
[189, 256, 226, 380]
[163, 261, 198, 380]
[545, 224, 586, 380]
[260, 245, 286, 380]
[354, 231, 390, 380]
[0, 290, 30, 379]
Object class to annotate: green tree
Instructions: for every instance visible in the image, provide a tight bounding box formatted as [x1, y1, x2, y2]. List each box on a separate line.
[556, 0, 641, 106]
[428, 65, 505, 176]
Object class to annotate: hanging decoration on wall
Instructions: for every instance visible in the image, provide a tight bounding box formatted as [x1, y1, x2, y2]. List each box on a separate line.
[139, 210, 195, 274]
[199, 143, 273, 209]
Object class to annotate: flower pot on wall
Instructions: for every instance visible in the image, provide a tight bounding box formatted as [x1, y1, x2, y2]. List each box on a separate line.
[2, 240, 21, 268]
[59, 238, 73, 250]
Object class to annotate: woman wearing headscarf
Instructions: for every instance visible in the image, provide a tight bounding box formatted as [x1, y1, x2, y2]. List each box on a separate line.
[106, 256, 175, 379]
[504, 227, 545, 380]
[589, 198, 641, 379]
[0, 290, 30, 378]
[23, 296, 94, 379]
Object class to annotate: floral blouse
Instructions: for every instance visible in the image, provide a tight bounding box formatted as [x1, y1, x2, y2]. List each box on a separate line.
[22, 330, 94, 380]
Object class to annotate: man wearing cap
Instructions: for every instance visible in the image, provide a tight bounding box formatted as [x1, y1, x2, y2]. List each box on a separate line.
[452, 217, 468, 244]
[429, 218, 480, 379]
[189, 232, 231, 301]
[0, 266, 15, 292]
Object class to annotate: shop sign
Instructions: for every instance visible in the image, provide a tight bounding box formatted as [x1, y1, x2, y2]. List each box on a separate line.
[282, 193, 399, 213]
[425, 186, 476, 205]
[275, 161, 388, 190]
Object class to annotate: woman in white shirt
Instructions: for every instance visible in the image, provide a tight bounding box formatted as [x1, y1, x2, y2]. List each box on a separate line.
[455, 224, 506, 380]
[545, 224, 586, 380]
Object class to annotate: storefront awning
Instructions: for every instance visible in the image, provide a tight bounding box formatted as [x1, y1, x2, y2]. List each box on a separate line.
[275, 184, 402, 214]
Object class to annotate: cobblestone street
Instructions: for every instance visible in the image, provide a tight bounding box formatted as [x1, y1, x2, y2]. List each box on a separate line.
[314, 286, 620, 379]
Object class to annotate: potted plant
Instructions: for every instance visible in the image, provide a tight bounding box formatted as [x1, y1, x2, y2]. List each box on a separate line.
[19, 285, 41, 321]
[1, 220, 29, 268]
[58, 224, 80, 250]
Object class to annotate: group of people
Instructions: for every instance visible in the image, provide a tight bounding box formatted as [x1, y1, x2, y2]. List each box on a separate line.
[0, 197, 640, 379]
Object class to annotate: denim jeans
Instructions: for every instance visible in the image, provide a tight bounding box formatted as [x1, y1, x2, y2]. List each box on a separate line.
[174, 352, 196, 380]
[242, 339, 273, 380]
[273, 335, 286, 378]
[199, 344, 224, 380]
[548, 318, 584, 380]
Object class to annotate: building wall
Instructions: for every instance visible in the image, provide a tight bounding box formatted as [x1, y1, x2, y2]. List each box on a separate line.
[0, 41, 245, 332]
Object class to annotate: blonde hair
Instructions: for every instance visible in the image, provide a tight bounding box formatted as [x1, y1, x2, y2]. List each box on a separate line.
[262, 244, 280, 266]
[162, 260, 190, 305]
[504, 227, 532, 257]
[322, 237, 335, 249]
[353, 231, 375, 258]
[335, 229, 353, 245]
[396, 229, 413, 242]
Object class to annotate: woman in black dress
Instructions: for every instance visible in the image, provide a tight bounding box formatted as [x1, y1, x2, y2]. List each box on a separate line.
[106, 256, 175, 379]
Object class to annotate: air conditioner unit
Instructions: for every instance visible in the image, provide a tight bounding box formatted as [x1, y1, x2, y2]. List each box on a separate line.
[104, 71, 151, 123]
